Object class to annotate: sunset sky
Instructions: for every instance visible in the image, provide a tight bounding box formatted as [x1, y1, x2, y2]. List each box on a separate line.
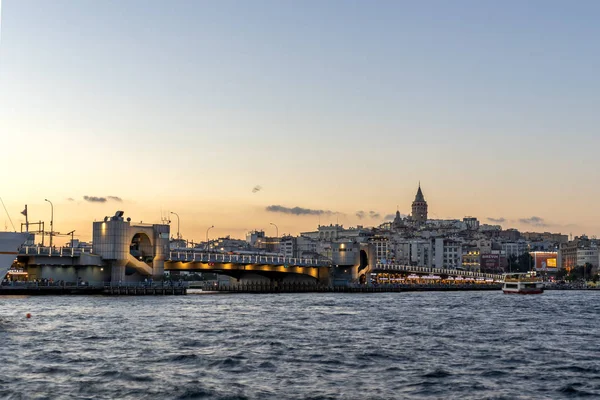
[1, 0, 599, 244]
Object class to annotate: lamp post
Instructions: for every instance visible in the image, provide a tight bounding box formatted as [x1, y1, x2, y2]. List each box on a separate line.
[44, 199, 54, 248]
[206, 225, 214, 252]
[170, 212, 180, 240]
[270, 222, 279, 254]
[269, 222, 278, 238]
[66, 230, 75, 248]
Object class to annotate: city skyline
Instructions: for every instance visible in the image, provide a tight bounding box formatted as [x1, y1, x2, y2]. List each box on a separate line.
[1, 183, 589, 245]
[2, 1, 600, 242]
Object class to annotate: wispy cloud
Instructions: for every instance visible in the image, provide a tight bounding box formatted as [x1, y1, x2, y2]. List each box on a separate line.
[357, 210, 381, 220]
[519, 216, 547, 227]
[83, 195, 124, 203]
[487, 217, 506, 223]
[66, 198, 75, 202]
[252, 185, 262, 193]
[266, 205, 337, 216]
[83, 196, 107, 203]
[384, 214, 396, 221]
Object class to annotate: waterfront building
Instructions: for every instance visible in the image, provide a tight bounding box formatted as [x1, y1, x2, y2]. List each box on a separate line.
[279, 235, 295, 258]
[300, 224, 373, 243]
[433, 238, 462, 269]
[479, 224, 502, 237]
[522, 232, 569, 244]
[531, 251, 558, 274]
[213, 236, 251, 252]
[277, 235, 320, 258]
[558, 236, 599, 272]
[370, 236, 391, 264]
[462, 245, 481, 272]
[501, 240, 529, 259]
[246, 230, 266, 247]
[463, 217, 480, 231]
[499, 229, 521, 242]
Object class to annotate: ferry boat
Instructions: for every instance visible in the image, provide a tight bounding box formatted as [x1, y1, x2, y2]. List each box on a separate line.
[502, 272, 544, 294]
[0, 232, 29, 278]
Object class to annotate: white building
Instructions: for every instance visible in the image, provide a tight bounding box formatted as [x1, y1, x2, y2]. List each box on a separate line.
[301, 224, 373, 242]
[433, 238, 463, 269]
[501, 240, 529, 259]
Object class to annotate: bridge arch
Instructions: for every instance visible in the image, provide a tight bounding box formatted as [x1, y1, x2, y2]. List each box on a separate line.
[359, 250, 369, 271]
[130, 232, 154, 262]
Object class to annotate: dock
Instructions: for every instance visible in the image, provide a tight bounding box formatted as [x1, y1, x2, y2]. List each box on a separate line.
[0, 282, 187, 296]
[191, 283, 503, 294]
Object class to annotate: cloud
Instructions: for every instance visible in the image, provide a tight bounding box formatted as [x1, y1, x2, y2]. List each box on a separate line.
[83, 196, 107, 203]
[252, 185, 262, 193]
[266, 205, 336, 216]
[66, 198, 75, 202]
[83, 195, 124, 203]
[369, 211, 381, 219]
[384, 214, 396, 221]
[519, 216, 547, 227]
[357, 210, 381, 220]
[487, 217, 506, 224]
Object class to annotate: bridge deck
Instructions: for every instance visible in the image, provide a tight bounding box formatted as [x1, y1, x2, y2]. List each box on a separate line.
[18, 247, 330, 268]
[374, 263, 504, 280]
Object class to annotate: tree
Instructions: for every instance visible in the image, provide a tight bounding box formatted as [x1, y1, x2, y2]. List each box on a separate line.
[508, 252, 534, 273]
[556, 268, 568, 280]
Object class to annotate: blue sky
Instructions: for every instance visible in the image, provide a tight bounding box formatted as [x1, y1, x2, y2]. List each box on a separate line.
[1, 0, 599, 241]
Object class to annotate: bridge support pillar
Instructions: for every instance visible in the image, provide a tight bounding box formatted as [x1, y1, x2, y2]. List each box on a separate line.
[110, 260, 127, 283]
[317, 267, 332, 286]
[153, 259, 164, 279]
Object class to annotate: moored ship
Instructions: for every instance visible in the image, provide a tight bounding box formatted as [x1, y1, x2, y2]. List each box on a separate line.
[0, 232, 29, 278]
[502, 272, 544, 294]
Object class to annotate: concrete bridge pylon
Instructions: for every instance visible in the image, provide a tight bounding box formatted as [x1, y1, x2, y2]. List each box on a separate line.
[92, 211, 170, 282]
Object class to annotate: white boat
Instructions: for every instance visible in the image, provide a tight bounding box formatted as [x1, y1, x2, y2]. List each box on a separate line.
[502, 272, 544, 295]
[0, 232, 29, 278]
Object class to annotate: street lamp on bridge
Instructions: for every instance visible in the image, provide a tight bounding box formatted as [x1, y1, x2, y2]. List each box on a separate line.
[66, 230, 75, 248]
[270, 222, 280, 254]
[206, 225, 214, 252]
[44, 199, 54, 248]
[269, 222, 278, 238]
[170, 211, 180, 240]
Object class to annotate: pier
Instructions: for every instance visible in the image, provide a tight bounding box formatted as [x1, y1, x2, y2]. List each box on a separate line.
[0, 282, 187, 296]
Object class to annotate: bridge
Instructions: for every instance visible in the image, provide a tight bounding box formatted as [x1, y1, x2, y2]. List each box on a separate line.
[14, 211, 505, 285]
[373, 263, 504, 281]
[17, 245, 332, 284]
[17, 246, 504, 284]
[166, 250, 330, 282]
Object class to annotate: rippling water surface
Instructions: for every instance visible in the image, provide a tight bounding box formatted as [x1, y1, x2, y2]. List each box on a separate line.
[1, 291, 600, 399]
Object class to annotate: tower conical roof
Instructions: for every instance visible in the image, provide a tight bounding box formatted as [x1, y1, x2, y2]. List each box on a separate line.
[414, 184, 425, 202]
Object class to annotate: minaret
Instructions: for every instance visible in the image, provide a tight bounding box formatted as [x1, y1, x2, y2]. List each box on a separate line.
[411, 183, 428, 224]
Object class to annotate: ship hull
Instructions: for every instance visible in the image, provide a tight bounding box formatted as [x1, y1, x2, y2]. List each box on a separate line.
[0, 232, 29, 278]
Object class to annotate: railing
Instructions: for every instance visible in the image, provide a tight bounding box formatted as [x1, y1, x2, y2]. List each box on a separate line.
[168, 251, 329, 267]
[504, 277, 542, 283]
[373, 263, 504, 280]
[18, 246, 328, 268]
[0, 280, 188, 289]
[19, 246, 94, 257]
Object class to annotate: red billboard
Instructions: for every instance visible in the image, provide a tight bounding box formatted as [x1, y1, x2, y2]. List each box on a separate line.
[480, 254, 501, 272]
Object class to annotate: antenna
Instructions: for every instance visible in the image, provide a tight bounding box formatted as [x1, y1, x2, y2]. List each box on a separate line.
[0, 197, 16, 231]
